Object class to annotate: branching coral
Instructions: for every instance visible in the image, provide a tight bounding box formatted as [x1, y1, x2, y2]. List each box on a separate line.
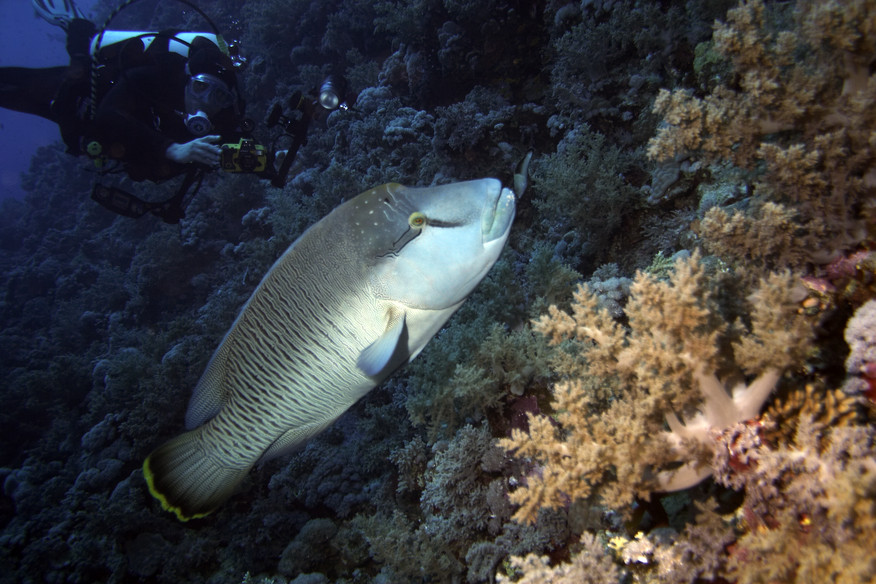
[412, 325, 554, 435]
[765, 382, 862, 446]
[711, 419, 876, 583]
[358, 425, 516, 582]
[651, 499, 737, 583]
[648, 0, 876, 269]
[531, 127, 639, 273]
[496, 532, 621, 584]
[500, 253, 813, 523]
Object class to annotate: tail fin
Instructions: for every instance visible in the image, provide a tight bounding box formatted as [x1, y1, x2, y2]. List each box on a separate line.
[143, 429, 250, 521]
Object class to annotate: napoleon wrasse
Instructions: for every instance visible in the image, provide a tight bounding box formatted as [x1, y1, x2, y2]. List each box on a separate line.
[143, 178, 516, 520]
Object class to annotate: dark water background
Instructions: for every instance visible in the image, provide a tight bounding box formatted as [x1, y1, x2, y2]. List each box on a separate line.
[0, 0, 99, 200]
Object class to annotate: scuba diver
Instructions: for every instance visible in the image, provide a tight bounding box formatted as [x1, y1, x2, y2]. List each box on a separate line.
[0, 0, 352, 223]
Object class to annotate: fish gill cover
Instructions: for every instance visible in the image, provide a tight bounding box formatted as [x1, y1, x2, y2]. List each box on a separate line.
[1, 0, 875, 583]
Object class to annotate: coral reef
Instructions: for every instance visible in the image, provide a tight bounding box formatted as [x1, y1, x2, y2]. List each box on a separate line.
[844, 299, 876, 399]
[1, 0, 873, 583]
[500, 253, 813, 522]
[497, 532, 621, 584]
[713, 419, 876, 583]
[648, 0, 876, 270]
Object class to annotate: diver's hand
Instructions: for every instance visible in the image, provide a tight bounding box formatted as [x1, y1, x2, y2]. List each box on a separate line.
[165, 135, 222, 165]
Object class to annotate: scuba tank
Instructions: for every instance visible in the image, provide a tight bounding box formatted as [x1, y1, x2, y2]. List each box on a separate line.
[84, 1, 237, 224]
[89, 30, 226, 61]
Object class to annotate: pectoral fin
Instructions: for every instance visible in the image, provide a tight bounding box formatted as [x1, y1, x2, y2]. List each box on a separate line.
[357, 309, 406, 376]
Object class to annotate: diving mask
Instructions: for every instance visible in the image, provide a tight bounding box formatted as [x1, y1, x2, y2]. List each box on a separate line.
[184, 73, 234, 135]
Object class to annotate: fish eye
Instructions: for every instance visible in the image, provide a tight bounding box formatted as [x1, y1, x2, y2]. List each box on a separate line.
[409, 212, 426, 228]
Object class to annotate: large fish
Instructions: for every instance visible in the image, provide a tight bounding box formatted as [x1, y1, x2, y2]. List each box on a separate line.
[143, 178, 516, 520]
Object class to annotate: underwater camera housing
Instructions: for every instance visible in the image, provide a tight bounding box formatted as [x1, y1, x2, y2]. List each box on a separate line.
[220, 138, 267, 173]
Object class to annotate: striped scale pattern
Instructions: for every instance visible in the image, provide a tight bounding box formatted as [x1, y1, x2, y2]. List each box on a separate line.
[198, 232, 385, 469]
[142, 179, 516, 520]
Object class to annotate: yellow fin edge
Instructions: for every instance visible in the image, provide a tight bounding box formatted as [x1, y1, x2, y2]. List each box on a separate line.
[142, 455, 213, 522]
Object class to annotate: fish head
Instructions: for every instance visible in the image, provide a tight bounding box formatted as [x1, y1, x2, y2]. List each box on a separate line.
[357, 178, 515, 310]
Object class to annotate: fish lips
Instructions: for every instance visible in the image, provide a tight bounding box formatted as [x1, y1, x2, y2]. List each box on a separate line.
[481, 179, 516, 244]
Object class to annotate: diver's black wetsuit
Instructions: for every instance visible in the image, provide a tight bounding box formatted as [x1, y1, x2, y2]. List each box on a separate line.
[0, 19, 94, 153]
[0, 65, 69, 119]
[91, 50, 193, 182]
[0, 19, 238, 182]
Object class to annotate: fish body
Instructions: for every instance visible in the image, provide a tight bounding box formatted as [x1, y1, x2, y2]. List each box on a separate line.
[144, 178, 515, 520]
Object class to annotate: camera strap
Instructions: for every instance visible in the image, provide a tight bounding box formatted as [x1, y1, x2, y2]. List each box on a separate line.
[91, 166, 205, 224]
[271, 115, 311, 188]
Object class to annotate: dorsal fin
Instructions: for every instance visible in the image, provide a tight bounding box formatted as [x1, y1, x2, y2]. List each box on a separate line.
[185, 331, 234, 429]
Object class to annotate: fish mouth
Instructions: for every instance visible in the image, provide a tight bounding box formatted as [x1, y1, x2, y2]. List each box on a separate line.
[482, 179, 516, 244]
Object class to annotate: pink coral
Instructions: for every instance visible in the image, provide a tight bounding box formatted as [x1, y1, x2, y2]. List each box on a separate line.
[844, 299, 876, 400]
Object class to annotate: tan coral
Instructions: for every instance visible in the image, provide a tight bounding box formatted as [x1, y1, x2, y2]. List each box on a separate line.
[764, 383, 862, 446]
[501, 254, 813, 523]
[649, 0, 876, 270]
